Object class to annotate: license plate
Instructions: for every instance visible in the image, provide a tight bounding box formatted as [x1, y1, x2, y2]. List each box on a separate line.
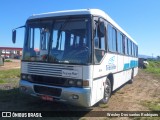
[41, 95, 53, 101]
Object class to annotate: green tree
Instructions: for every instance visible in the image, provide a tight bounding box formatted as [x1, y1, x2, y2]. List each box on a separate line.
[157, 56, 160, 60]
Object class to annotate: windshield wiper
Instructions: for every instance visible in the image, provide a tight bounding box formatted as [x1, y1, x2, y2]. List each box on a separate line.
[60, 16, 71, 30]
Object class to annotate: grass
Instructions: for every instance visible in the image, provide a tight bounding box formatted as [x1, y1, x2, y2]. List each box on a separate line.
[134, 62, 160, 120]
[99, 103, 109, 108]
[144, 61, 160, 76]
[133, 99, 160, 120]
[140, 100, 160, 111]
[116, 91, 125, 94]
[0, 69, 20, 79]
[0, 88, 42, 111]
[0, 79, 6, 83]
[0, 69, 20, 84]
[4, 59, 12, 62]
[142, 61, 160, 111]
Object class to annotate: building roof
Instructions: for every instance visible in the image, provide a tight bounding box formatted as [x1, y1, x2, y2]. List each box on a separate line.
[28, 9, 137, 44]
[0, 47, 22, 51]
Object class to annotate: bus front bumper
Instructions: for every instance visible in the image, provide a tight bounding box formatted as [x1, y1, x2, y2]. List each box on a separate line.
[19, 80, 91, 107]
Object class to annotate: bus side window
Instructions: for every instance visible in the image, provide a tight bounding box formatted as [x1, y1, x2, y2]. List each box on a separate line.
[136, 46, 138, 57]
[128, 39, 131, 56]
[124, 37, 128, 55]
[132, 43, 134, 56]
[108, 24, 117, 52]
[112, 28, 117, 52]
[117, 32, 123, 54]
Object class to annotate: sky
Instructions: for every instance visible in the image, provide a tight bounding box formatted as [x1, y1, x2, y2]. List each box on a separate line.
[0, 0, 160, 57]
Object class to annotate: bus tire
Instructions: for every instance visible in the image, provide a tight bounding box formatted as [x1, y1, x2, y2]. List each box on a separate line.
[129, 69, 134, 84]
[101, 78, 112, 104]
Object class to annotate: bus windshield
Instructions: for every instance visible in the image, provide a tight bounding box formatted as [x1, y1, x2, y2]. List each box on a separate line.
[23, 17, 91, 65]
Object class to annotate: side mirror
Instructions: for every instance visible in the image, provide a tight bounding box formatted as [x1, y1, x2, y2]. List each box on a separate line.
[12, 30, 16, 44]
[94, 37, 99, 48]
[99, 22, 105, 36]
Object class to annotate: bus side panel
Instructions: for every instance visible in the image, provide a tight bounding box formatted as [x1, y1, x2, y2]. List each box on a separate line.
[117, 54, 124, 71]
[112, 55, 139, 91]
[112, 54, 124, 90]
[133, 57, 138, 77]
[134, 67, 138, 77]
[91, 77, 105, 106]
[112, 71, 124, 90]
[83, 65, 106, 106]
[112, 69, 132, 91]
[92, 53, 118, 79]
[82, 65, 94, 87]
[92, 53, 117, 80]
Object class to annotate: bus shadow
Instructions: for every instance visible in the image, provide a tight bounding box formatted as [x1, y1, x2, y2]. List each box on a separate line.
[0, 87, 92, 118]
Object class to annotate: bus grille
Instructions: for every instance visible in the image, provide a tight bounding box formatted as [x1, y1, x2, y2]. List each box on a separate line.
[34, 85, 62, 97]
[22, 62, 74, 77]
[31, 75, 68, 86]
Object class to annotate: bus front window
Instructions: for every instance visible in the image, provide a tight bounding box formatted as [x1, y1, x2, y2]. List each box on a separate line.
[23, 17, 91, 65]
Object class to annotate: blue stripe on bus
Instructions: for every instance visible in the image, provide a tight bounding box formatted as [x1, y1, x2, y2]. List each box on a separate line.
[123, 60, 138, 70]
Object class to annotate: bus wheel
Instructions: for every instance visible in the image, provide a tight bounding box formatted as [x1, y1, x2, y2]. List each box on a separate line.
[102, 78, 111, 104]
[129, 69, 134, 84]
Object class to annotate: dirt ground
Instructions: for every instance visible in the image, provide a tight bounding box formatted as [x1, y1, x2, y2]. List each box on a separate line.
[97, 69, 160, 111]
[0, 59, 20, 70]
[0, 61, 160, 119]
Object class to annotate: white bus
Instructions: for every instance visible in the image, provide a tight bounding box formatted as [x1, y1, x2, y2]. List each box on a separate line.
[12, 9, 138, 107]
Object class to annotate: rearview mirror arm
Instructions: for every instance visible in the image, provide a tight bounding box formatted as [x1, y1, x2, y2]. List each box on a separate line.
[12, 25, 25, 44]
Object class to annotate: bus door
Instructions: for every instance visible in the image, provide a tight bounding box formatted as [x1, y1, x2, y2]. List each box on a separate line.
[92, 18, 107, 104]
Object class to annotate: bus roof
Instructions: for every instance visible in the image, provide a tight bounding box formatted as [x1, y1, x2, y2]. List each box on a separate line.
[28, 9, 137, 45]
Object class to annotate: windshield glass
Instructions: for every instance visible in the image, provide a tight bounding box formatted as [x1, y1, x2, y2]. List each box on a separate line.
[23, 17, 91, 65]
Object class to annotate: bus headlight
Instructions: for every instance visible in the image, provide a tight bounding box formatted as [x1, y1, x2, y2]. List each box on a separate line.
[76, 80, 82, 86]
[21, 74, 27, 80]
[68, 79, 82, 87]
[68, 79, 75, 85]
[21, 74, 32, 81]
[68, 79, 89, 87]
[27, 75, 32, 81]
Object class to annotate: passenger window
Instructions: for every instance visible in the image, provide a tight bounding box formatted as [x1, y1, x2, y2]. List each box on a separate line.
[128, 39, 131, 55]
[132, 42, 134, 56]
[136, 46, 138, 57]
[112, 28, 117, 52]
[124, 37, 128, 55]
[117, 32, 123, 54]
[134, 44, 136, 56]
[108, 24, 117, 52]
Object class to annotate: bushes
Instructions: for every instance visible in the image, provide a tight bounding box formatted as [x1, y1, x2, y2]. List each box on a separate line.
[145, 61, 160, 75]
[4, 59, 12, 62]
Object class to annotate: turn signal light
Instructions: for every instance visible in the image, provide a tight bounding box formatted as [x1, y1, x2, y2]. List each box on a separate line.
[83, 80, 89, 87]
